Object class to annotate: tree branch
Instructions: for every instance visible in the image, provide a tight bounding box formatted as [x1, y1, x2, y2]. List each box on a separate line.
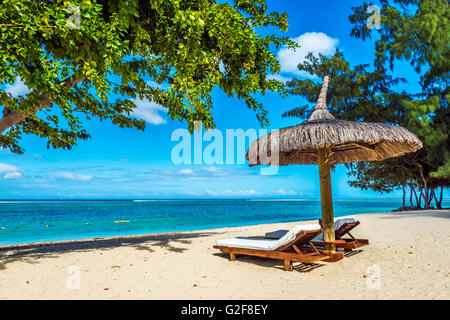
[0, 75, 83, 134]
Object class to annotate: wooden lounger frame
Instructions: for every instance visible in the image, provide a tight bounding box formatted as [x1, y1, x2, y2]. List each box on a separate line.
[314, 220, 369, 250]
[214, 229, 343, 272]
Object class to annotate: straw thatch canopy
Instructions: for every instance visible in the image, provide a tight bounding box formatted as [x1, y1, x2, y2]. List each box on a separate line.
[247, 75, 423, 166]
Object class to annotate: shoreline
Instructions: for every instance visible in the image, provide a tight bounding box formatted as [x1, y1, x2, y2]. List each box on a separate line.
[2, 198, 449, 247]
[1, 208, 448, 250]
[0, 210, 379, 248]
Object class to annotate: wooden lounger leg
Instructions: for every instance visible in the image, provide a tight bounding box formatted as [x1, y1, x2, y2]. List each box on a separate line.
[284, 259, 292, 272]
[323, 251, 344, 262]
[229, 252, 236, 261]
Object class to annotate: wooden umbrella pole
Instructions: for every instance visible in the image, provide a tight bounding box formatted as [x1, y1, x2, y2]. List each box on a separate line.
[318, 146, 336, 253]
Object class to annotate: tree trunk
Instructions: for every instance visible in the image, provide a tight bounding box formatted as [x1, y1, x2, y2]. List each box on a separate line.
[418, 189, 422, 208]
[412, 185, 419, 207]
[318, 146, 335, 253]
[429, 188, 435, 209]
[422, 186, 430, 209]
[431, 188, 437, 209]
[418, 166, 430, 209]
[435, 186, 443, 209]
[414, 181, 424, 208]
[409, 185, 413, 206]
[402, 186, 406, 207]
[0, 75, 83, 134]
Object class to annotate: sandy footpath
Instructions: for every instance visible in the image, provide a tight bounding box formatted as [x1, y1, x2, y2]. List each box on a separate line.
[0, 209, 449, 299]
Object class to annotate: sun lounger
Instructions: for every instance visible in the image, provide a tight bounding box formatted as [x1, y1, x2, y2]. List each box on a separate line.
[264, 218, 369, 250]
[213, 224, 343, 271]
[316, 219, 369, 250]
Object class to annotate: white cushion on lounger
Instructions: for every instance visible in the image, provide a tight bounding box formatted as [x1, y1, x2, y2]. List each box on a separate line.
[265, 218, 357, 241]
[216, 238, 277, 250]
[217, 223, 321, 251]
[314, 218, 357, 241]
[265, 223, 323, 240]
[334, 218, 356, 230]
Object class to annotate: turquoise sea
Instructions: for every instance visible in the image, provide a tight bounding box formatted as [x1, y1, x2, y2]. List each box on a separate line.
[0, 199, 448, 245]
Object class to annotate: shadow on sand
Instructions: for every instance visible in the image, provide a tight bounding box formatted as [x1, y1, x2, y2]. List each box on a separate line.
[344, 249, 363, 258]
[0, 231, 224, 270]
[213, 252, 324, 273]
[378, 209, 450, 220]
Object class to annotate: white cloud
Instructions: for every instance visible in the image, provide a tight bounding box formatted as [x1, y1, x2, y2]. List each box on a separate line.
[0, 163, 22, 180]
[153, 166, 256, 181]
[178, 169, 194, 175]
[204, 166, 221, 173]
[277, 32, 339, 78]
[206, 189, 259, 197]
[219, 61, 225, 73]
[274, 189, 297, 196]
[54, 172, 92, 182]
[4, 172, 22, 180]
[266, 74, 293, 83]
[130, 99, 167, 125]
[5, 76, 30, 97]
[0, 163, 19, 173]
[146, 80, 168, 90]
[179, 191, 203, 196]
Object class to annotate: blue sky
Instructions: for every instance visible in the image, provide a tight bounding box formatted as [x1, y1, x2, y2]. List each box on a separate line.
[0, 0, 441, 200]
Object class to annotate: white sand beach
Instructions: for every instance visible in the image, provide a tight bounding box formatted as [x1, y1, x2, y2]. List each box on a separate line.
[0, 209, 449, 300]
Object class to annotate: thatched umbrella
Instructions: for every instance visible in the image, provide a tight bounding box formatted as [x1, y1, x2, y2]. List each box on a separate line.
[247, 75, 422, 253]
